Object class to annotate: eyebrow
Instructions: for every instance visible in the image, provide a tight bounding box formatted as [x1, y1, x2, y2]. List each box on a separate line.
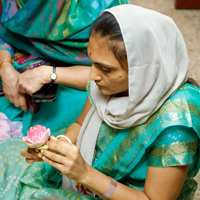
[93, 61, 117, 69]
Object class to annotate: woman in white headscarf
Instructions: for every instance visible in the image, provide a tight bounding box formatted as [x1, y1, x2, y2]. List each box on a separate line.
[2, 4, 200, 200]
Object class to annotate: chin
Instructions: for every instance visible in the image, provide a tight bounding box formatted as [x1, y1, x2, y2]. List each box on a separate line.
[100, 88, 128, 97]
[99, 88, 112, 96]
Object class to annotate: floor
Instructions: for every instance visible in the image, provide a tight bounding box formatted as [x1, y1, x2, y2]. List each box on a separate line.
[130, 0, 200, 83]
[130, 0, 200, 199]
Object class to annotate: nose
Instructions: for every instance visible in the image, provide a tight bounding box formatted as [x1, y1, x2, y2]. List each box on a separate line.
[89, 66, 101, 81]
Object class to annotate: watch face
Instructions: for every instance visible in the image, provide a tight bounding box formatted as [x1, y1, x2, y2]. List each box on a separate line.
[51, 73, 57, 80]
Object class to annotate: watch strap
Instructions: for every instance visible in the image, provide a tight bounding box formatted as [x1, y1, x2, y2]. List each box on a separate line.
[51, 65, 56, 84]
[99, 177, 117, 199]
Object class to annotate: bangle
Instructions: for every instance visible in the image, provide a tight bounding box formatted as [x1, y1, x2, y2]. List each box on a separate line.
[100, 177, 117, 200]
[56, 135, 72, 144]
[0, 60, 12, 70]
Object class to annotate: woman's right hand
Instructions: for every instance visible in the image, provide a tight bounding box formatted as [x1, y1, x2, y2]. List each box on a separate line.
[21, 148, 43, 163]
[0, 62, 27, 111]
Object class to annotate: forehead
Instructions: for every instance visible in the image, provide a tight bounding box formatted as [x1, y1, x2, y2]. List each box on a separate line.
[88, 35, 110, 53]
[88, 35, 121, 66]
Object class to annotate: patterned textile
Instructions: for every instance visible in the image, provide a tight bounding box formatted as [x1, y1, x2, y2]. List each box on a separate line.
[0, 83, 199, 199]
[91, 83, 200, 199]
[0, 130, 94, 199]
[0, 38, 15, 57]
[0, 0, 130, 64]
[0, 112, 23, 139]
[0, 0, 130, 136]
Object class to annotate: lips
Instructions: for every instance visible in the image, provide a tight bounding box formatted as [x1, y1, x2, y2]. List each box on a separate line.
[97, 84, 104, 88]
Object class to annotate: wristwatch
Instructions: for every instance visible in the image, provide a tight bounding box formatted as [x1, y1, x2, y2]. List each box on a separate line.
[50, 66, 57, 84]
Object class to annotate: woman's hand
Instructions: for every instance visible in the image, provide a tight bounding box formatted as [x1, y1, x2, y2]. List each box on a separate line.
[41, 136, 90, 182]
[16, 65, 51, 95]
[21, 148, 43, 163]
[0, 62, 27, 111]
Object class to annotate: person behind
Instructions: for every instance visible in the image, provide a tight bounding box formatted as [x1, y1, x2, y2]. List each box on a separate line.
[1, 4, 200, 200]
[0, 0, 129, 138]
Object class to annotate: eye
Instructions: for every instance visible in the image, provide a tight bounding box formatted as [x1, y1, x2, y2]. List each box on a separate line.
[101, 67, 111, 74]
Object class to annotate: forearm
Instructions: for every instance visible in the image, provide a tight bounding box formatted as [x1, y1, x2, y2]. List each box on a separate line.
[56, 66, 90, 90]
[40, 65, 91, 90]
[63, 122, 82, 144]
[81, 166, 150, 200]
[0, 49, 12, 61]
[0, 50, 13, 76]
[61, 98, 92, 144]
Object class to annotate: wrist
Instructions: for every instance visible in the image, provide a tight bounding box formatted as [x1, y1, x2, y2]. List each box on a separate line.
[56, 135, 72, 144]
[78, 163, 94, 185]
[0, 61, 13, 76]
[39, 65, 52, 84]
[50, 65, 57, 85]
[78, 167, 117, 199]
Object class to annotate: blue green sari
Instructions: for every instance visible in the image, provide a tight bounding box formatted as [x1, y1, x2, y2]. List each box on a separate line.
[0, 83, 199, 199]
[0, 0, 130, 135]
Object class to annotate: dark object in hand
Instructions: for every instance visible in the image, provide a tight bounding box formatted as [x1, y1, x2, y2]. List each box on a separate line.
[26, 84, 57, 113]
[26, 94, 40, 113]
[32, 84, 57, 103]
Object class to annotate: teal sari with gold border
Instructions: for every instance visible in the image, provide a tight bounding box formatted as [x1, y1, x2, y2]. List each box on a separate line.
[0, 83, 199, 199]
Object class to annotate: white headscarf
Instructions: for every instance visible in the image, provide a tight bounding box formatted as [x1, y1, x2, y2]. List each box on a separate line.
[91, 4, 189, 128]
[62, 4, 189, 191]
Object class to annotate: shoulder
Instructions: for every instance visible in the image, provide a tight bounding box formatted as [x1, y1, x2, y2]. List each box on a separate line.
[147, 125, 199, 167]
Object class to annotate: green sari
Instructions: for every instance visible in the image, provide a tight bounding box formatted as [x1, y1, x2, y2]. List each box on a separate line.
[0, 83, 199, 199]
[0, 0, 130, 135]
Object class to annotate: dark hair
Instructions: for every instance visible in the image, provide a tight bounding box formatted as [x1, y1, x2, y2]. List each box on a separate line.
[187, 77, 200, 88]
[90, 13, 200, 89]
[90, 12, 127, 69]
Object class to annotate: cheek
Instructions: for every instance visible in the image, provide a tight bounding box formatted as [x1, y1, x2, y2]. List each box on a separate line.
[110, 76, 127, 88]
[117, 74, 128, 88]
[117, 73, 128, 82]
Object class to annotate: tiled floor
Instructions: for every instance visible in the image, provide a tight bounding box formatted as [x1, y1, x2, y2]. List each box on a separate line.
[130, 0, 200, 199]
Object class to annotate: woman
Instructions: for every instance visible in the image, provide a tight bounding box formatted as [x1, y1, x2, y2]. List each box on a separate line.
[0, 0, 129, 138]
[1, 4, 200, 200]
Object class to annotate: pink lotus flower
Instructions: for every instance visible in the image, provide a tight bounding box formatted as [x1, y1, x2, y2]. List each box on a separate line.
[22, 125, 50, 148]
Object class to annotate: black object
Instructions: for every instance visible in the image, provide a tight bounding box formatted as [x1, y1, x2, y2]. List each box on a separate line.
[26, 84, 57, 113]
[26, 95, 40, 113]
[32, 84, 57, 103]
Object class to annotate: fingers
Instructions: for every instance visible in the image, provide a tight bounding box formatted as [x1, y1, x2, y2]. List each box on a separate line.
[41, 138, 89, 182]
[18, 94, 27, 111]
[41, 149, 65, 165]
[21, 148, 43, 163]
[3, 81, 27, 111]
[46, 136, 73, 156]
[41, 148, 78, 178]
[12, 93, 27, 111]
[41, 155, 65, 174]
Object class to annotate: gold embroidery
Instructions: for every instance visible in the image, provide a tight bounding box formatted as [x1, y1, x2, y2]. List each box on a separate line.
[100, 85, 199, 175]
[149, 141, 198, 167]
[151, 142, 197, 157]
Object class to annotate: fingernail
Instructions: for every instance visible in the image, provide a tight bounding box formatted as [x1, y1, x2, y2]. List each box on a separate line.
[51, 136, 57, 140]
[38, 153, 43, 158]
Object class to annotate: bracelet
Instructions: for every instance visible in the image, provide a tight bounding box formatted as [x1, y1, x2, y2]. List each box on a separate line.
[56, 135, 72, 144]
[100, 177, 117, 200]
[0, 60, 12, 70]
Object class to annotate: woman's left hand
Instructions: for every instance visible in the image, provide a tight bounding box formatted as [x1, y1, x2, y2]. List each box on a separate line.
[41, 136, 90, 183]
